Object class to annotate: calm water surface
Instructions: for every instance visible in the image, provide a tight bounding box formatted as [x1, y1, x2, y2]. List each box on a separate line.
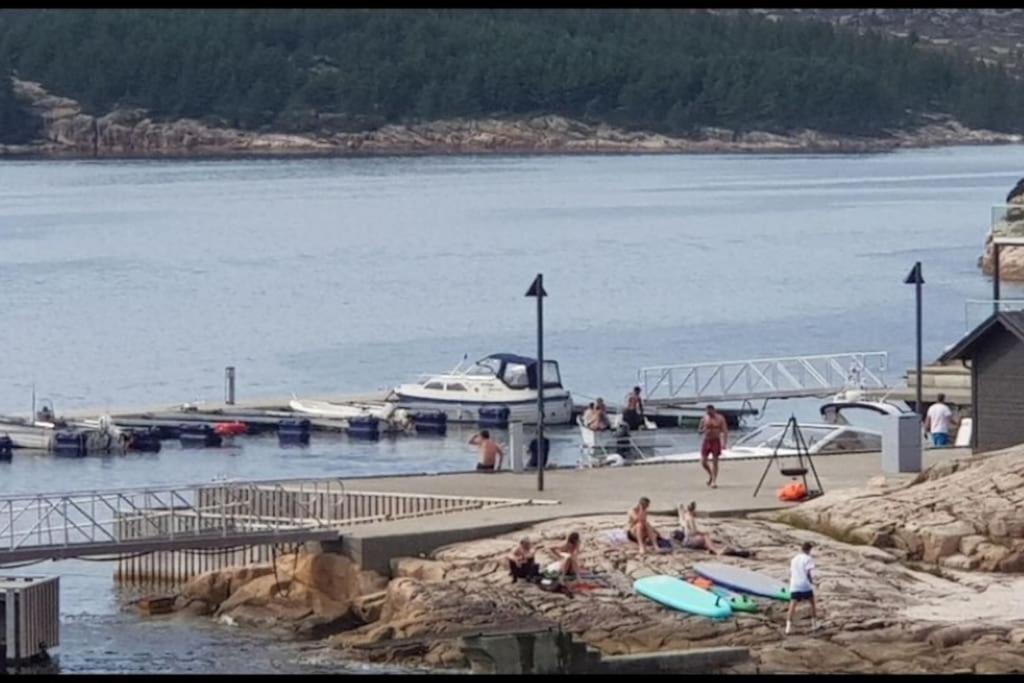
[1, 148, 1022, 672]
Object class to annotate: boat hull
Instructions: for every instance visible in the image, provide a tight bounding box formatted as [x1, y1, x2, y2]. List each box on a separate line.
[393, 392, 574, 425]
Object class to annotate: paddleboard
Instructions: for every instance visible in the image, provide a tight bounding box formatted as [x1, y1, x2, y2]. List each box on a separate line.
[689, 577, 759, 613]
[693, 562, 790, 601]
[634, 575, 733, 619]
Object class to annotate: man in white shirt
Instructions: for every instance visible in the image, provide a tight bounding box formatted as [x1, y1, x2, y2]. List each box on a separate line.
[786, 541, 818, 635]
[924, 393, 957, 447]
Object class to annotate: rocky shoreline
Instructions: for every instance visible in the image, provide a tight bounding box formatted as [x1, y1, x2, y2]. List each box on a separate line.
[4, 79, 1022, 160]
[151, 446, 1024, 674]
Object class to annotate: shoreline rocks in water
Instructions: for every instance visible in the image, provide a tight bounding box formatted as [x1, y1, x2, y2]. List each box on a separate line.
[4, 78, 1023, 160]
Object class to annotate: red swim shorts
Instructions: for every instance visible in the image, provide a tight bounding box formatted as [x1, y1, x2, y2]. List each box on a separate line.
[701, 438, 722, 458]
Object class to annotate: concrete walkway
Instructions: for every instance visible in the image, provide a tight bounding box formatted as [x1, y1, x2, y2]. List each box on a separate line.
[340, 447, 968, 572]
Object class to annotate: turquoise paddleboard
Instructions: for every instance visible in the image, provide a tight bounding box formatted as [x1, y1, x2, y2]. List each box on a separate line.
[634, 575, 733, 619]
[693, 562, 790, 601]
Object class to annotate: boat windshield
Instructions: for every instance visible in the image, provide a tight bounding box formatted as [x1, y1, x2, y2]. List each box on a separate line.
[541, 361, 562, 387]
[734, 424, 837, 451]
[466, 358, 501, 377]
[503, 363, 530, 388]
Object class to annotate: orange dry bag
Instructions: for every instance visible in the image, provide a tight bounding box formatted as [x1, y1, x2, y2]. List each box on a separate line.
[777, 481, 807, 502]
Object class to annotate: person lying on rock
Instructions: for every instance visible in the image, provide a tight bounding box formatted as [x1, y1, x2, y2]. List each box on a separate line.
[626, 496, 664, 556]
[674, 501, 725, 554]
[544, 531, 582, 579]
[508, 537, 541, 583]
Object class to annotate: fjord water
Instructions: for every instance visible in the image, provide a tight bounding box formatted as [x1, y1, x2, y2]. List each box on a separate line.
[1, 147, 1023, 672]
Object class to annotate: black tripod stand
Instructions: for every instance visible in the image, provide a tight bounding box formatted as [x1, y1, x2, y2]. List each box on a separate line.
[752, 415, 824, 499]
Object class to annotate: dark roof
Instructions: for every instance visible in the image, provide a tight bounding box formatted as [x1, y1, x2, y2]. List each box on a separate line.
[483, 353, 539, 366]
[938, 311, 1024, 362]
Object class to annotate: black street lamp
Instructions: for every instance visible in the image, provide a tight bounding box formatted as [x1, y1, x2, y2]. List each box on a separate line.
[525, 273, 547, 492]
[903, 261, 924, 419]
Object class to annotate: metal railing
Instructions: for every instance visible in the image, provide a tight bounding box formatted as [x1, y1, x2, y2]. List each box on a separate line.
[639, 351, 889, 405]
[0, 477, 553, 565]
[963, 298, 1024, 330]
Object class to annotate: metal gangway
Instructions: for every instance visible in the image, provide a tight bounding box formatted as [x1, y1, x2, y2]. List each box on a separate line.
[638, 351, 889, 406]
[0, 477, 547, 565]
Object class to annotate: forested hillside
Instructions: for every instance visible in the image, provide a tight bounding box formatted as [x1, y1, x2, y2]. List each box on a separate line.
[0, 9, 1022, 143]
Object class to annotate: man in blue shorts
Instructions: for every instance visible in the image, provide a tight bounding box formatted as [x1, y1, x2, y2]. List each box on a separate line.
[785, 541, 819, 635]
[924, 393, 956, 447]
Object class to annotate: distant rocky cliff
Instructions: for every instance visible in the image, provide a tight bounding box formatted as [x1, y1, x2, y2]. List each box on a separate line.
[2, 78, 1022, 159]
[979, 179, 1024, 282]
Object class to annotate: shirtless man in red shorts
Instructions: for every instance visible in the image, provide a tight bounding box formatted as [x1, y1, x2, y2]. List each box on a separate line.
[698, 405, 728, 488]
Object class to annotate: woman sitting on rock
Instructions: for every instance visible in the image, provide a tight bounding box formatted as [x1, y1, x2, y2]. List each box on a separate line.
[508, 537, 540, 583]
[676, 501, 725, 554]
[545, 531, 582, 578]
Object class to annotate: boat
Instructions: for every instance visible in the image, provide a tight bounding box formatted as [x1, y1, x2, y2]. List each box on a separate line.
[289, 398, 400, 421]
[599, 419, 884, 467]
[288, 398, 412, 432]
[391, 353, 574, 425]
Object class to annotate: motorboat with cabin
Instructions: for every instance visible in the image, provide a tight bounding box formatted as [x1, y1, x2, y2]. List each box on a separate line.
[391, 353, 574, 424]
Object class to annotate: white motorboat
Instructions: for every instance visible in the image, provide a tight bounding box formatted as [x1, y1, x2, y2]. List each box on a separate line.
[600, 420, 884, 467]
[392, 353, 574, 424]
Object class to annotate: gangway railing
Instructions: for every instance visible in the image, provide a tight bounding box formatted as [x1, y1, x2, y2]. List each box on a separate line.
[639, 351, 889, 405]
[0, 477, 554, 565]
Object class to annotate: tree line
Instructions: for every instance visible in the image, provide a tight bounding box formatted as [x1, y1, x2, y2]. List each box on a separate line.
[0, 9, 1022, 143]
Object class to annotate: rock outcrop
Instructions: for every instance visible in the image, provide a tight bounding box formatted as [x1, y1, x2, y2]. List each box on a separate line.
[979, 178, 1024, 281]
[176, 550, 388, 638]
[324, 514, 1024, 673]
[771, 447, 1024, 572]
[157, 509, 1024, 673]
[3, 78, 1022, 159]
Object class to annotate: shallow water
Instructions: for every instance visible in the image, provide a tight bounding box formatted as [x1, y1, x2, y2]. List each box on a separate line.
[1, 147, 1022, 672]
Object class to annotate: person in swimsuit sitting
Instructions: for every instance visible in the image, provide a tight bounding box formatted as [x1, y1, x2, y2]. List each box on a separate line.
[626, 496, 663, 555]
[508, 537, 541, 582]
[588, 398, 611, 431]
[622, 386, 645, 431]
[677, 501, 724, 554]
[545, 531, 582, 578]
[469, 429, 504, 471]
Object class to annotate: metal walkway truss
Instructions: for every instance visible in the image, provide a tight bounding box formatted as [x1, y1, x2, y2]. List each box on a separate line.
[0, 478, 550, 565]
[639, 351, 889, 406]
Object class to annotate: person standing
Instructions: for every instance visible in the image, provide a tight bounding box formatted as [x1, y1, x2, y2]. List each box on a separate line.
[785, 541, 819, 635]
[698, 404, 728, 488]
[622, 386, 645, 431]
[469, 429, 504, 471]
[923, 393, 957, 447]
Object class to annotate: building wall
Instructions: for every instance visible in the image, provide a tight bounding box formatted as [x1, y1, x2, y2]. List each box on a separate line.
[973, 326, 1024, 452]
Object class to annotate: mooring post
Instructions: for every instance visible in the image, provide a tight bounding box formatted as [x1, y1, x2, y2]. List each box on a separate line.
[225, 366, 236, 405]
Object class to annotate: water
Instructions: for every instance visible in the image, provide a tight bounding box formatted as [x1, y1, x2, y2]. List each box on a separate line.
[1, 147, 1023, 672]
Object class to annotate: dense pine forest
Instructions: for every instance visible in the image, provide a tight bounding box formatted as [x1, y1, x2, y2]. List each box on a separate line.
[0, 9, 1023, 144]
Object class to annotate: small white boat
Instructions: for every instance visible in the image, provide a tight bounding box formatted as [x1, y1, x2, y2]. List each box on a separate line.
[289, 398, 399, 421]
[392, 353, 574, 425]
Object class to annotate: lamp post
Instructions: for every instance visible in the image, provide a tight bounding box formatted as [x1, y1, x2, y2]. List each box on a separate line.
[525, 274, 547, 492]
[904, 262, 924, 419]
